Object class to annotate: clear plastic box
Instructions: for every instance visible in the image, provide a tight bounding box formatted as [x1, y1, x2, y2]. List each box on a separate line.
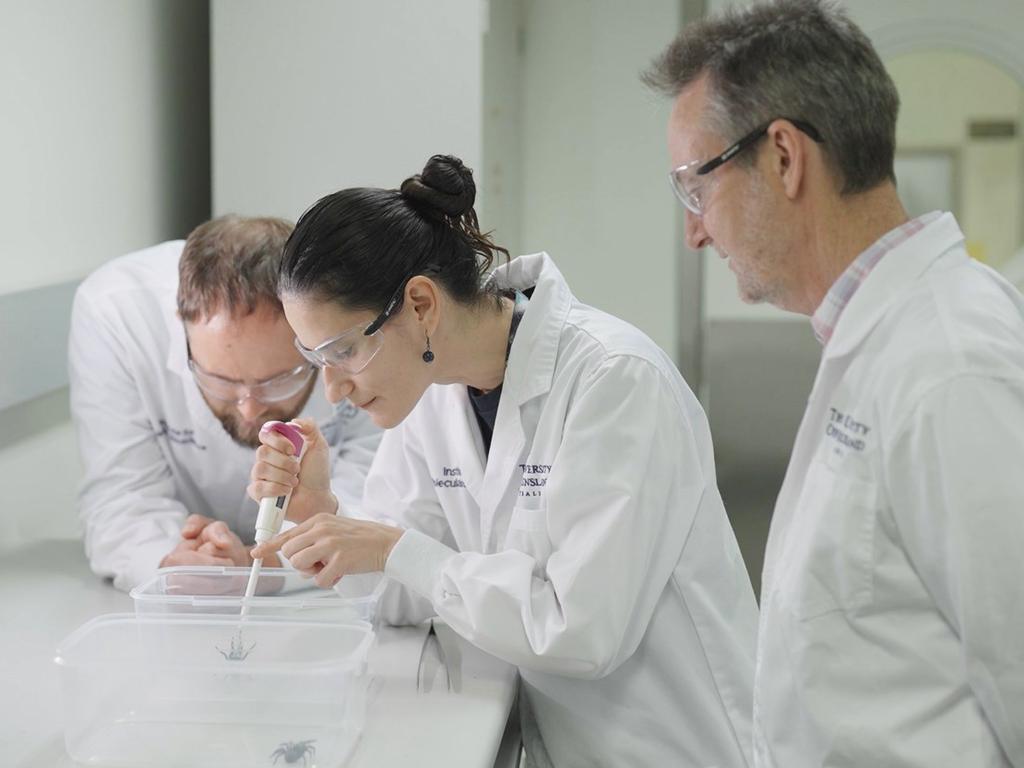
[131, 566, 387, 625]
[55, 613, 373, 767]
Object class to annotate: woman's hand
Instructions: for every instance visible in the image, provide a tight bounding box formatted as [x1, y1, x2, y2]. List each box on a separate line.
[250, 512, 404, 588]
[247, 418, 337, 523]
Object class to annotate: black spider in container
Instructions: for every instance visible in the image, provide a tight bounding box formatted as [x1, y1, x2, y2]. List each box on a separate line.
[270, 739, 316, 765]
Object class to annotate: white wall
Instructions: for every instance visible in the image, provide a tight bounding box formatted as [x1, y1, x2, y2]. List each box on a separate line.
[0, 393, 82, 546]
[212, 0, 683, 360]
[889, 50, 1022, 270]
[481, 0, 526, 261]
[0, 1, 210, 551]
[517, 0, 681, 358]
[0, 0, 210, 295]
[212, 0, 485, 221]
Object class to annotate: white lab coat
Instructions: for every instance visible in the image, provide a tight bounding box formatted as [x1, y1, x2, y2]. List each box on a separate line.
[754, 213, 1024, 767]
[369, 253, 758, 768]
[69, 242, 381, 592]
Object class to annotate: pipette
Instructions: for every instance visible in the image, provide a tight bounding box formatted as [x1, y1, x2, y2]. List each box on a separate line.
[240, 421, 306, 619]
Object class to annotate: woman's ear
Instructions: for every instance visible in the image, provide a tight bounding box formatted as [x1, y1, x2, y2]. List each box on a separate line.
[404, 276, 441, 334]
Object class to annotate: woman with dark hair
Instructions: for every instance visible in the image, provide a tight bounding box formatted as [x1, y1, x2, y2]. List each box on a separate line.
[249, 155, 757, 767]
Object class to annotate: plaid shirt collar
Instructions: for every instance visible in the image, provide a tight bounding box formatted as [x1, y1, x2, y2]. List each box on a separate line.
[811, 211, 942, 346]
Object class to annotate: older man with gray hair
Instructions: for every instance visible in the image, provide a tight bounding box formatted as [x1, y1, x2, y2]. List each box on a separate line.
[647, 0, 1024, 766]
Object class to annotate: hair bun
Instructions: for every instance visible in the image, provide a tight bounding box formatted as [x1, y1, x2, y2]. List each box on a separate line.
[400, 154, 476, 218]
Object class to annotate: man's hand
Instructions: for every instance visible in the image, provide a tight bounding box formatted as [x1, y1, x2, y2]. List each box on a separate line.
[193, 520, 255, 566]
[180, 513, 217, 541]
[159, 536, 233, 568]
[161, 514, 280, 568]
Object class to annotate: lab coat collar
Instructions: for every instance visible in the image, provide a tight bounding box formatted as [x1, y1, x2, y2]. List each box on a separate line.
[822, 212, 965, 360]
[462, 252, 572, 541]
[487, 252, 573, 406]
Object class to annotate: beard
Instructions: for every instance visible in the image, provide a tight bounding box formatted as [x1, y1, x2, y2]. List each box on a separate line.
[217, 379, 316, 449]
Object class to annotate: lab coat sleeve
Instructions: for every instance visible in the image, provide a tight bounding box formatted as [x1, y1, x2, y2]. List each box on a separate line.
[385, 356, 704, 678]
[886, 374, 1024, 765]
[327, 403, 382, 518]
[362, 419, 455, 626]
[69, 289, 187, 591]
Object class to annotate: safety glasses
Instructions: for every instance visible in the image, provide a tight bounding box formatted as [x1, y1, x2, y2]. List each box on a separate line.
[293, 321, 385, 375]
[669, 117, 824, 216]
[294, 263, 442, 374]
[187, 345, 316, 405]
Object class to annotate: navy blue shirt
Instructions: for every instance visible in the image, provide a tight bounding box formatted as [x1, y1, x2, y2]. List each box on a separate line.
[468, 291, 528, 455]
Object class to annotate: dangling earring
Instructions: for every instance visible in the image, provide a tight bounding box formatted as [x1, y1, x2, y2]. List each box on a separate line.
[422, 334, 435, 363]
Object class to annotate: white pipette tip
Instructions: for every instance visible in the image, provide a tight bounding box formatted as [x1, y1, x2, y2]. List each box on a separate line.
[240, 557, 263, 620]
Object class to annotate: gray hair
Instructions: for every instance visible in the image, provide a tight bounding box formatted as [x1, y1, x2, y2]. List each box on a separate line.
[643, 0, 900, 195]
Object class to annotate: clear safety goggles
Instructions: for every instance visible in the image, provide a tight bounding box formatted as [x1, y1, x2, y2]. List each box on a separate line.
[293, 321, 386, 375]
[669, 117, 823, 216]
[187, 345, 316, 405]
[294, 262, 442, 374]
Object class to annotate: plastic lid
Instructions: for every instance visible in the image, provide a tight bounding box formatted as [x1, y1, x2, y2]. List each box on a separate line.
[130, 567, 388, 612]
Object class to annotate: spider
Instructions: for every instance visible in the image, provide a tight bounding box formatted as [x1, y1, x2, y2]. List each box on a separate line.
[215, 631, 256, 661]
[270, 739, 316, 765]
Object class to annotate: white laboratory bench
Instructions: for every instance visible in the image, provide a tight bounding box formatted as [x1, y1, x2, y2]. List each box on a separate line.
[1, 539, 520, 768]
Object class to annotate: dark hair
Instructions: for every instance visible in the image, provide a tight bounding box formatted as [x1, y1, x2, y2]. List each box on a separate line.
[279, 155, 509, 314]
[642, 0, 900, 195]
[177, 215, 294, 323]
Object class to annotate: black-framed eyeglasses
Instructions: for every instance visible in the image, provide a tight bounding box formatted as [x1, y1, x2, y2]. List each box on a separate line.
[669, 117, 825, 216]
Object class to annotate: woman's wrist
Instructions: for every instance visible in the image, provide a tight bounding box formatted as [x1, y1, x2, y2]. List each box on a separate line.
[378, 527, 405, 571]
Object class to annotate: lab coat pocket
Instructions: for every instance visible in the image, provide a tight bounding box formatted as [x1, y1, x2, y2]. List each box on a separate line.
[779, 459, 878, 621]
[505, 505, 553, 569]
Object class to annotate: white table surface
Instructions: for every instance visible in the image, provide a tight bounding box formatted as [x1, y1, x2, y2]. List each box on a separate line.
[0, 539, 519, 768]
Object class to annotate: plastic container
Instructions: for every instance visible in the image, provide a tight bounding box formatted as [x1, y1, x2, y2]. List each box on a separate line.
[131, 566, 387, 625]
[55, 613, 373, 767]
